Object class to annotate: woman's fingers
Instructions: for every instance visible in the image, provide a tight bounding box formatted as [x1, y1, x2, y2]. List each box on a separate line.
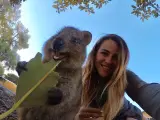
[78, 107, 103, 119]
[74, 107, 103, 120]
[80, 107, 102, 114]
[78, 112, 102, 118]
[75, 113, 98, 120]
[126, 118, 137, 120]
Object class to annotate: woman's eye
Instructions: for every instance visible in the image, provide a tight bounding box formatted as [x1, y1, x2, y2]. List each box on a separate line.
[101, 52, 109, 56]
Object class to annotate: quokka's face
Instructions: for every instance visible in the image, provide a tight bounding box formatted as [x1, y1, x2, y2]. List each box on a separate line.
[48, 27, 92, 68]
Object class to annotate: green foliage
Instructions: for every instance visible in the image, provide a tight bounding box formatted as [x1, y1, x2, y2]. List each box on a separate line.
[0, 40, 20, 70]
[131, 0, 160, 21]
[52, 0, 160, 21]
[4, 73, 19, 84]
[9, 0, 26, 6]
[0, 0, 30, 70]
[0, 52, 60, 119]
[0, 64, 4, 75]
[53, 0, 111, 14]
[6, 0, 160, 21]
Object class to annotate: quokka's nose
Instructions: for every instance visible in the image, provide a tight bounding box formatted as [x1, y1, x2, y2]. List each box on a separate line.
[53, 38, 64, 51]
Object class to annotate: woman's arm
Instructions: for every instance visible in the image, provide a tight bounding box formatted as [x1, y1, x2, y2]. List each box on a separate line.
[126, 69, 160, 120]
[114, 97, 142, 120]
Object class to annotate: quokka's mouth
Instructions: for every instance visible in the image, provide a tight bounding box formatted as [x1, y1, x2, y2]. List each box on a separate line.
[53, 52, 67, 61]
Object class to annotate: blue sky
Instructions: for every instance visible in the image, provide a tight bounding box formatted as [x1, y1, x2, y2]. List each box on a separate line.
[18, 0, 160, 110]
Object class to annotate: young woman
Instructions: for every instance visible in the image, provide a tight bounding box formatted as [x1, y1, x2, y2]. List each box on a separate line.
[75, 34, 143, 120]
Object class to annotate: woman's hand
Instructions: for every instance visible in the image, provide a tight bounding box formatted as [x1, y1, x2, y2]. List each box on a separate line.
[75, 107, 103, 120]
[126, 118, 137, 120]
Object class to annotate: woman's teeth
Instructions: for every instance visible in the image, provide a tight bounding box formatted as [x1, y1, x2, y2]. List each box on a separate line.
[102, 65, 110, 71]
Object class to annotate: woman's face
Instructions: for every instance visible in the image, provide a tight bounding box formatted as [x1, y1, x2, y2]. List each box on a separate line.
[95, 39, 119, 78]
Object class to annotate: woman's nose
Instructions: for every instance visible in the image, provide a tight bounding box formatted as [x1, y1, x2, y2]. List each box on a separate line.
[105, 56, 112, 64]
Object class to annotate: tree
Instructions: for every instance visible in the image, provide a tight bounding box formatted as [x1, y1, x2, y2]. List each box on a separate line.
[52, 0, 160, 21]
[131, 0, 160, 21]
[4, 73, 19, 84]
[0, 0, 30, 70]
[9, 0, 160, 21]
[0, 64, 4, 75]
[10, 0, 26, 6]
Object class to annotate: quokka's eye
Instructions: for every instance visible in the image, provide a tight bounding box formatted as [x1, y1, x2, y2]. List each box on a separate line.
[71, 37, 81, 44]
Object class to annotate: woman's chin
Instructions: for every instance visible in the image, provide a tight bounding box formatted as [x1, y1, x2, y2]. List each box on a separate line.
[100, 72, 109, 78]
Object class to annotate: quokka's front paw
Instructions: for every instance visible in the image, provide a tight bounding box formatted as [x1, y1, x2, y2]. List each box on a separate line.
[47, 88, 63, 105]
[16, 61, 28, 76]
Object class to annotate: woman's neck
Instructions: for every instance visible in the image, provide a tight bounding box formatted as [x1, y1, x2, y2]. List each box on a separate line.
[93, 72, 110, 86]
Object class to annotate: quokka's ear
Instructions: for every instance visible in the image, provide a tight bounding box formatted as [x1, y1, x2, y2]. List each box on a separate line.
[82, 31, 92, 45]
[42, 38, 54, 63]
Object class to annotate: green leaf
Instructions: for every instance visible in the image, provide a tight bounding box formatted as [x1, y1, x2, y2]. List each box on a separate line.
[16, 52, 60, 107]
[0, 52, 61, 119]
[58, 0, 63, 4]
[53, 4, 58, 8]
[136, 0, 142, 5]
[152, 10, 159, 18]
[131, 5, 136, 9]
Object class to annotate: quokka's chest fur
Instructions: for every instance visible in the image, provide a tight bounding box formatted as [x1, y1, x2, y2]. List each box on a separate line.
[18, 69, 82, 120]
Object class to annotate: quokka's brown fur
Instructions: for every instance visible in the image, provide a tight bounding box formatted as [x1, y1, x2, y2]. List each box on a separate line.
[18, 26, 92, 120]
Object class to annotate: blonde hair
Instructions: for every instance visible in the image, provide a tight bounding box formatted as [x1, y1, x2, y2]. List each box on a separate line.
[82, 34, 129, 120]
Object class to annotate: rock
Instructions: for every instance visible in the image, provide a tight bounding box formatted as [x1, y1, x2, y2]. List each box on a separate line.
[0, 84, 17, 120]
